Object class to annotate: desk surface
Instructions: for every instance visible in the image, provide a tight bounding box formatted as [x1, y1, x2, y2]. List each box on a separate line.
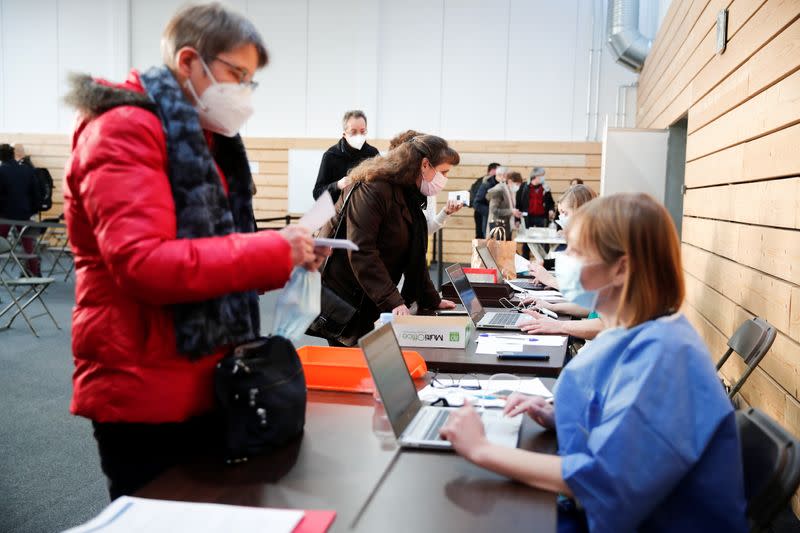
[0, 218, 65, 229]
[137, 388, 558, 533]
[514, 235, 566, 245]
[414, 327, 567, 377]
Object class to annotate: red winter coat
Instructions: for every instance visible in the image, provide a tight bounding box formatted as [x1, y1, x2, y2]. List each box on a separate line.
[64, 70, 292, 423]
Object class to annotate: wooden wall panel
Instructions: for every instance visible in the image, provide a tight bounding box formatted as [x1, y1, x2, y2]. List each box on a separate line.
[641, 0, 800, 515]
[1, 132, 599, 265]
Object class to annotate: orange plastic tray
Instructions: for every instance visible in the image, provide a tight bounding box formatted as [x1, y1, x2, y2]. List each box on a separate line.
[296, 345, 427, 394]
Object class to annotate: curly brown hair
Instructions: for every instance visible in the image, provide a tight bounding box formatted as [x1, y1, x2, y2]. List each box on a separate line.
[349, 134, 460, 187]
[388, 129, 424, 151]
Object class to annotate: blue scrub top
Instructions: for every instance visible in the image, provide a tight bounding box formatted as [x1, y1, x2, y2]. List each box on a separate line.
[554, 313, 748, 533]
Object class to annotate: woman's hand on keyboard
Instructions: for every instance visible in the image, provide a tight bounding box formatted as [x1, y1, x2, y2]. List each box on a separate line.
[519, 310, 564, 335]
[439, 401, 490, 462]
[504, 393, 555, 430]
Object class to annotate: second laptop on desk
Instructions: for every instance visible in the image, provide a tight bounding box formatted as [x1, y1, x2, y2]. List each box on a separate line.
[446, 263, 535, 330]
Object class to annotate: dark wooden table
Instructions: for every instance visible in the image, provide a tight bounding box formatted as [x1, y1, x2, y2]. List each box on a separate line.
[415, 327, 567, 377]
[137, 384, 558, 532]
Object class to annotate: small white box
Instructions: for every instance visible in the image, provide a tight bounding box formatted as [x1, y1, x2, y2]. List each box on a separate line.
[448, 190, 470, 206]
[391, 315, 472, 349]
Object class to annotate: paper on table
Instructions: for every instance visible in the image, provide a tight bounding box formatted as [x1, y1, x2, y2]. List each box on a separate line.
[63, 496, 305, 533]
[299, 191, 335, 232]
[418, 378, 553, 404]
[514, 254, 529, 273]
[313, 237, 359, 251]
[476, 333, 566, 346]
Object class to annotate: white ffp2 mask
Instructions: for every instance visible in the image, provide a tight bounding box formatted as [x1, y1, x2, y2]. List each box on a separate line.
[185, 58, 254, 137]
[345, 134, 366, 150]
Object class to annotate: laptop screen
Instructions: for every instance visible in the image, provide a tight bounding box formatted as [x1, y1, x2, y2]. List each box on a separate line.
[445, 264, 486, 324]
[359, 323, 422, 438]
[476, 244, 505, 282]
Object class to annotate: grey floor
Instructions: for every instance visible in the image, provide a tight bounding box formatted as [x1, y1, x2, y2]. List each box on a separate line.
[0, 276, 328, 533]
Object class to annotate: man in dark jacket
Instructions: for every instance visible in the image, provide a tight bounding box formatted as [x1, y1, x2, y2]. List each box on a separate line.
[474, 165, 503, 239]
[16, 144, 54, 212]
[312, 110, 379, 202]
[0, 143, 43, 275]
[470, 162, 499, 239]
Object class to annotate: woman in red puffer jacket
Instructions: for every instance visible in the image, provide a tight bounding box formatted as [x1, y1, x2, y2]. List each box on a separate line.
[63, 3, 325, 500]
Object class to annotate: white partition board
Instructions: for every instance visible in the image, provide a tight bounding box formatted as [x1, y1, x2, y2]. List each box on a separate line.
[601, 127, 669, 202]
[288, 149, 325, 214]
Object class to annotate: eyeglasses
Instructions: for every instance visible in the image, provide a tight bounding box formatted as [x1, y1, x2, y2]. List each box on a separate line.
[210, 56, 259, 91]
[430, 372, 482, 390]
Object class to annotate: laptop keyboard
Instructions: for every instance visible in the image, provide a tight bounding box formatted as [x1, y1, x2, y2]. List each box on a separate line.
[422, 409, 451, 441]
[484, 312, 520, 327]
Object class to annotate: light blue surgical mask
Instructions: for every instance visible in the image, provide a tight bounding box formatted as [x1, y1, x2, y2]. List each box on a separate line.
[555, 254, 602, 311]
[556, 214, 569, 229]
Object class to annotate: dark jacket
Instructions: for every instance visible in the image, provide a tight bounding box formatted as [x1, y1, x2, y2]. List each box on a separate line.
[312, 138, 379, 202]
[474, 176, 498, 218]
[0, 160, 41, 220]
[319, 180, 441, 343]
[516, 180, 555, 218]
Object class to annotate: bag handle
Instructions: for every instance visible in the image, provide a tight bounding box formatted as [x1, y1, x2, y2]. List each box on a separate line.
[488, 225, 506, 241]
[320, 182, 361, 274]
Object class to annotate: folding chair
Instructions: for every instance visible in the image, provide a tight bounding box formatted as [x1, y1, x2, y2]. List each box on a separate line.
[0, 237, 60, 337]
[716, 318, 776, 400]
[44, 227, 74, 281]
[736, 408, 800, 532]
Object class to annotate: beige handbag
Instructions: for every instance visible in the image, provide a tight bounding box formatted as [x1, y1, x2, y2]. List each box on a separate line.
[471, 226, 518, 280]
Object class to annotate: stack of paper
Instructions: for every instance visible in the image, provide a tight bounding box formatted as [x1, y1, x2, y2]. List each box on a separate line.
[64, 496, 336, 533]
[418, 377, 553, 407]
[475, 333, 565, 355]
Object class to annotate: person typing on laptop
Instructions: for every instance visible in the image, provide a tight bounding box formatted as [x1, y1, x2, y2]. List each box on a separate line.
[440, 194, 747, 532]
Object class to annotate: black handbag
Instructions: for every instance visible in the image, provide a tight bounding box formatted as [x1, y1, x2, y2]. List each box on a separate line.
[214, 336, 307, 464]
[307, 184, 364, 345]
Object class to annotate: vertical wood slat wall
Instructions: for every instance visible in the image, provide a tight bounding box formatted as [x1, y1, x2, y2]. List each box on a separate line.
[638, 0, 800, 513]
[2, 134, 600, 264]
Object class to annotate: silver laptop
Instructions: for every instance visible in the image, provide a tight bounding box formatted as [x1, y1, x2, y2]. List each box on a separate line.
[475, 243, 542, 291]
[359, 323, 521, 449]
[446, 263, 531, 330]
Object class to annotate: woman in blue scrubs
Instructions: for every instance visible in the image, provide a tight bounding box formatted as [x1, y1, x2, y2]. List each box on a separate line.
[440, 193, 747, 532]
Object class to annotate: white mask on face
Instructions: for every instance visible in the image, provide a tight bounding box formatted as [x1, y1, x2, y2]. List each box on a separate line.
[345, 134, 366, 150]
[510, 184, 520, 194]
[420, 169, 447, 196]
[185, 56, 254, 137]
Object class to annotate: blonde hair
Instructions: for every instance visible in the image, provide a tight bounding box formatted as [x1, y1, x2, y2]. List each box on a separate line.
[568, 193, 684, 328]
[349, 134, 459, 187]
[559, 184, 597, 210]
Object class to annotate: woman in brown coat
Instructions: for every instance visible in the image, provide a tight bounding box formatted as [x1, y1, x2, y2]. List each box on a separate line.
[315, 134, 459, 345]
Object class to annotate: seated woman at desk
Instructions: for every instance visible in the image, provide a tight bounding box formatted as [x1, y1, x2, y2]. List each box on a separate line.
[310, 134, 459, 346]
[520, 184, 601, 340]
[440, 193, 747, 532]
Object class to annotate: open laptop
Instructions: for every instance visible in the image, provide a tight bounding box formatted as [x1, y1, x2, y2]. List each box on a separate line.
[359, 323, 522, 449]
[446, 263, 532, 330]
[475, 243, 543, 291]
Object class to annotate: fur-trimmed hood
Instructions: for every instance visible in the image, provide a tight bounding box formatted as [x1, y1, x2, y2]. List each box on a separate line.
[64, 72, 157, 118]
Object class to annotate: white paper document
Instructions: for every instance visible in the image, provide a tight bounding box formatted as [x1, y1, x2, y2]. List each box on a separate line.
[475, 333, 566, 356]
[299, 190, 336, 232]
[314, 237, 359, 251]
[63, 496, 304, 533]
[418, 377, 553, 406]
[514, 254, 530, 273]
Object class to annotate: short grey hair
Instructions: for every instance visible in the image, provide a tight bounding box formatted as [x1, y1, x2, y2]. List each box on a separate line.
[530, 167, 546, 178]
[495, 166, 509, 175]
[342, 110, 368, 130]
[161, 3, 268, 69]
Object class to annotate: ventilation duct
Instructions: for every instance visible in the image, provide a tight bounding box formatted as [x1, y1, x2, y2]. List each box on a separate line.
[606, 0, 652, 72]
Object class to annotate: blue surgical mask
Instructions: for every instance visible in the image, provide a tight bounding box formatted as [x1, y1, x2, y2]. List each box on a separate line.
[556, 215, 569, 229]
[555, 254, 600, 311]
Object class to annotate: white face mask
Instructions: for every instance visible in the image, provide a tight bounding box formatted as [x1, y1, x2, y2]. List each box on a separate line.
[556, 214, 569, 228]
[345, 134, 366, 150]
[509, 184, 520, 194]
[185, 57, 254, 137]
[420, 169, 447, 196]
